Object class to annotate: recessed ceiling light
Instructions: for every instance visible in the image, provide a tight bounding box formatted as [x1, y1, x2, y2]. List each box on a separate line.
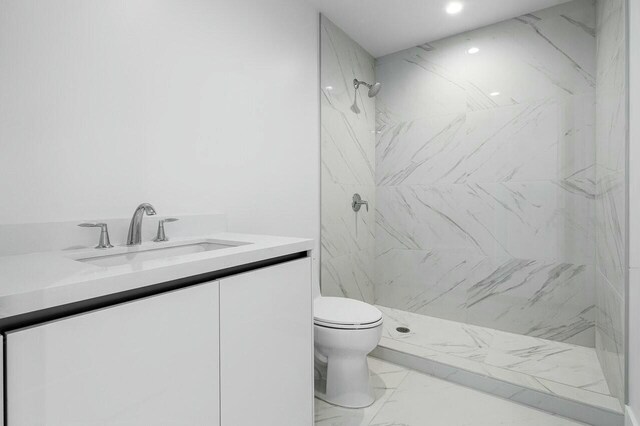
[446, 2, 464, 14]
[467, 47, 479, 54]
[325, 86, 333, 91]
[490, 91, 500, 96]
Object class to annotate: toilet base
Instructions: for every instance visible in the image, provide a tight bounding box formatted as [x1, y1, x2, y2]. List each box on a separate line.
[314, 353, 375, 408]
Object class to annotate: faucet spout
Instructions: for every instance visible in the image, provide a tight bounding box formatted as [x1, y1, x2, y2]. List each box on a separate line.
[126, 203, 157, 246]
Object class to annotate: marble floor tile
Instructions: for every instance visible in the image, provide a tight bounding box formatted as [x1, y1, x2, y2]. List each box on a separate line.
[379, 303, 494, 361]
[368, 371, 586, 426]
[315, 358, 409, 426]
[316, 358, 585, 426]
[484, 331, 609, 393]
[375, 306, 620, 412]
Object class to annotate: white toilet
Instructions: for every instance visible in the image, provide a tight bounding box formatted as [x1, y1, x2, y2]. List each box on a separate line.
[313, 296, 383, 408]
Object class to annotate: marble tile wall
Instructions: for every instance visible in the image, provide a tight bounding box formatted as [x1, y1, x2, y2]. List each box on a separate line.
[594, 0, 627, 405]
[320, 16, 376, 303]
[374, 0, 598, 347]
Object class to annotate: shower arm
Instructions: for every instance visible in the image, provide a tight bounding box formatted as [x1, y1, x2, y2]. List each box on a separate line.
[353, 79, 372, 90]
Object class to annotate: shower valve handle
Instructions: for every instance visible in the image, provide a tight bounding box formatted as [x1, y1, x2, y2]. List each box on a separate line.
[352, 193, 369, 212]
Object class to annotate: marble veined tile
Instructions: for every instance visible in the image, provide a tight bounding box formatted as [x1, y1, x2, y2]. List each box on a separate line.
[367, 368, 585, 426]
[315, 357, 592, 425]
[376, 182, 594, 265]
[376, 336, 621, 414]
[595, 272, 625, 402]
[595, 171, 625, 296]
[595, 91, 626, 174]
[377, 306, 604, 391]
[531, 0, 595, 24]
[371, 0, 597, 366]
[322, 100, 375, 186]
[322, 181, 375, 259]
[535, 377, 622, 413]
[321, 248, 375, 304]
[314, 357, 409, 426]
[374, 0, 595, 123]
[321, 16, 375, 127]
[320, 15, 376, 306]
[379, 305, 493, 361]
[594, 0, 627, 408]
[484, 332, 609, 393]
[375, 306, 620, 413]
[595, 0, 626, 92]
[374, 249, 594, 346]
[376, 97, 595, 188]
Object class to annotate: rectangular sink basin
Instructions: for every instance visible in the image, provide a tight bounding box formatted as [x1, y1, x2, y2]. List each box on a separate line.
[77, 241, 246, 268]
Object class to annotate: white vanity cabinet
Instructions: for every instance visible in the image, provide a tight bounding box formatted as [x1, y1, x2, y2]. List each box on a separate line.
[219, 257, 313, 425]
[3, 256, 312, 426]
[6, 281, 221, 425]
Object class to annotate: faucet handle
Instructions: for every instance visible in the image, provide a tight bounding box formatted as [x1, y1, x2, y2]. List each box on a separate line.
[352, 193, 369, 212]
[78, 223, 114, 249]
[154, 218, 179, 242]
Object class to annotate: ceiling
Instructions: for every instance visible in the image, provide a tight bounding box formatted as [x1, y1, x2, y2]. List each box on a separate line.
[308, 0, 572, 57]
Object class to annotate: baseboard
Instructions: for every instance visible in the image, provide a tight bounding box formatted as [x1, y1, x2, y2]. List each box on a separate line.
[627, 406, 639, 426]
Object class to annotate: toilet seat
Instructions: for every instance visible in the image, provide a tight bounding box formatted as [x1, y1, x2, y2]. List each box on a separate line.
[314, 297, 383, 330]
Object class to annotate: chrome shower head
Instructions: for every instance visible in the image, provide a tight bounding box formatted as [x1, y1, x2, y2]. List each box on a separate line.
[354, 79, 382, 98]
[368, 82, 382, 97]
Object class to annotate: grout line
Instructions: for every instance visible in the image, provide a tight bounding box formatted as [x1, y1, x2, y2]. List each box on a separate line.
[365, 364, 412, 425]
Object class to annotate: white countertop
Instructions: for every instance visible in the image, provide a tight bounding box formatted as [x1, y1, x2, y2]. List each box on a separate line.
[0, 233, 314, 321]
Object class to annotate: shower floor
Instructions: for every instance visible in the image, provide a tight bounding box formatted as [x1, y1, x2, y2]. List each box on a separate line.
[373, 306, 622, 415]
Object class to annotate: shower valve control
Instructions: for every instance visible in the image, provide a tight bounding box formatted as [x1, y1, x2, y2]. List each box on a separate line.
[352, 193, 369, 212]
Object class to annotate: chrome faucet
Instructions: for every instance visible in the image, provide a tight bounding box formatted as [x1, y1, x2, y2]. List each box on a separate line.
[154, 218, 179, 242]
[78, 223, 114, 249]
[126, 203, 157, 246]
[352, 193, 369, 212]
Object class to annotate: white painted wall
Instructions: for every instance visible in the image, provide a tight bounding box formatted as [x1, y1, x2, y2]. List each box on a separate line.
[0, 0, 320, 270]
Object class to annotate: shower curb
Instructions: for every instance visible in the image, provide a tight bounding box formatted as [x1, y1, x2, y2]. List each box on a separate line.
[371, 345, 624, 426]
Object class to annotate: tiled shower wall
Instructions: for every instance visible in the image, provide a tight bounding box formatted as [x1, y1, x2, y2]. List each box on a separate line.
[320, 16, 376, 303]
[373, 0, 597, 347]
[320, 0, 627, 406]
[594, 0, 627, 403]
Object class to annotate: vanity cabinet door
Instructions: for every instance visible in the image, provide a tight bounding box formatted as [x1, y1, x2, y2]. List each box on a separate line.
[6, 282, 220, 426]
[219, 258, 313, 426]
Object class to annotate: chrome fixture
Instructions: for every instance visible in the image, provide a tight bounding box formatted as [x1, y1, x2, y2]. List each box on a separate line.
[352, 193, 369, 212]
[78, 223, 114, 249]
[126, 203, 157, 246]
[351, 78, 382, 114]
[154, 218, 179, 242]
[350, 92, 361, 114]
[353, 79, 382, 98]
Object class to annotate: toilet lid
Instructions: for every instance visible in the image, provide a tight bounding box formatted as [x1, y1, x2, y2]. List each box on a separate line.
[314, 297, 383, 328]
